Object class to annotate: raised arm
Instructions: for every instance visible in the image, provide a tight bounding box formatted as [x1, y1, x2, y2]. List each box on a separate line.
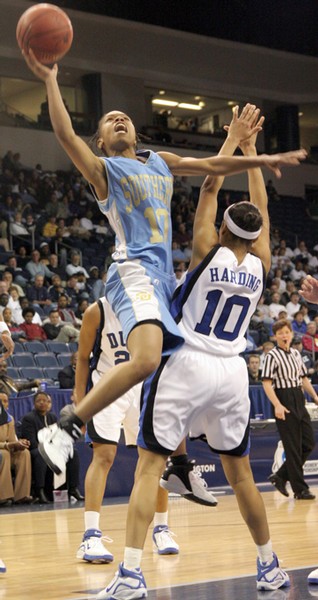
[190, 104, 263, 268]
[22, 50, 107, 199]
[159, 148, 306, 179]
[75, 302, 100, 402]
[239, 125, 271, 275]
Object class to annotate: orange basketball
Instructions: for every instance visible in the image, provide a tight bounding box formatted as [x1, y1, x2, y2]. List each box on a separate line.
[16, 3, 73, 64]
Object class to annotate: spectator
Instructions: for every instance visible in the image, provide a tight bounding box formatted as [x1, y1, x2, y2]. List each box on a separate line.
[0, 361, 40, 396]
[19, 306, 47, 342]
[291, 338, 314, 375]
[285, 291, 301, 319]
[43, 309, 79, 343]
[39, 241, 51, 265]
[291, 311, 308, 336]
[247, 354, 262, 385]
[14, 297, 43, 326]
[0, 292, 9, 316]
[0, 393, 32, 505]
[42, 216, 57, 240]
[58, 351, 77, 389]
[57, 294, 81, 328]
[25, 249, 53, 282]
[65, 275, 81, 307]
[289, 260, 307, 283]
[48, 253, 67, 280]
[75, 298, 89, 321]
[21, 391, 83, 503]
[65, 251, 89, 279]
[26, 274, 51, 310]
[2, 307, 27, 342]
[268, 291, 286, 320]
[302, 322, 318, 360]
[47, 274, 65, 304]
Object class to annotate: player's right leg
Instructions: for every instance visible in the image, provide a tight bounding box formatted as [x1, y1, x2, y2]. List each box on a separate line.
[77, 442, 117, 563]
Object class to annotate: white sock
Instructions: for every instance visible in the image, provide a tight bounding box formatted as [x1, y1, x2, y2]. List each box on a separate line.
[84, 511, 100, 532]
[257, 540, 273, 564]
[154, 511, 168, 528]
[124, 547, 143, 570]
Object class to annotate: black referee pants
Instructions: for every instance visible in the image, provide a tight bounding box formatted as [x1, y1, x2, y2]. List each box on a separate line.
[275, 387, 315, 494]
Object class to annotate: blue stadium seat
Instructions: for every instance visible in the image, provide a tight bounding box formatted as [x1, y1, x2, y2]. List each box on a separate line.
[43, 367, 61, 382]
[12, 342, 25, 354]
[34, 353, 59, 368]
[56, 353, 72, 368]
[6, 367, 21, 379]
[68, 342, 78, 353]
[11, 353, 36, 368]
[45, 341, 70, 354]
[19, 367, 44, 380]
[24, 341, 48, 354]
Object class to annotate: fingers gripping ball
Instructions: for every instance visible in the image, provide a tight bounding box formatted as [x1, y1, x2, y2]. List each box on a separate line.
[16, 3, 73, 64]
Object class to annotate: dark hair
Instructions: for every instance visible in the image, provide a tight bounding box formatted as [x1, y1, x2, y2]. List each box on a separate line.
[34, 391, 50, 402]
[22, 306, 35, 317]
[272, 318, 292, 334]
[227, 201, 263, 236]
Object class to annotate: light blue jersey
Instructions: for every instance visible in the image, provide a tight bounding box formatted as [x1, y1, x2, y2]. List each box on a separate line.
[96, 150, 174, 274]
[91, 150, 184, 354]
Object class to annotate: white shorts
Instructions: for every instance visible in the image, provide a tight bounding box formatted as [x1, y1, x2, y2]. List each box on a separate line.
[87, 372, 141, 445]
[138, 344, 250, 456]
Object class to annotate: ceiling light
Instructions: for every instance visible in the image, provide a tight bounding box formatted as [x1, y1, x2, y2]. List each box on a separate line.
[298, 112, 303, 117]
[178, 103, 202, 111]
[152, 99, 178, 107]
[199, 101, 205, 107]
[195, 96, 201, 100]
[228, 101, 236, 106]
[159, 90, 165, 95]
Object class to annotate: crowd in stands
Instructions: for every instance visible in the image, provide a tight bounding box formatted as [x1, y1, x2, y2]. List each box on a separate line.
[0, 148, 317, 505]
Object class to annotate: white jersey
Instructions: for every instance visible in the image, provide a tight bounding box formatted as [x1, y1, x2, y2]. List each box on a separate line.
[170, 244, 265, 357]
[87, 296, 140, 445]
[89, 296, 129, 380]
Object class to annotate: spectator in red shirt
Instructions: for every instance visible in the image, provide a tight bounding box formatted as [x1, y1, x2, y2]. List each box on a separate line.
[19, 306, 47, 341]
[302, 321, 318, 360]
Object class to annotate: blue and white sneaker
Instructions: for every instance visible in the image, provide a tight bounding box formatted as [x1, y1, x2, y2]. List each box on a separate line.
[95, 562, 147, 599]
[152, 525, 179, 555]
[76, 528, 113, 563]
[257, 552, 290, 591]
[0, 559, 6, 573]
[308, 567, 318, 584]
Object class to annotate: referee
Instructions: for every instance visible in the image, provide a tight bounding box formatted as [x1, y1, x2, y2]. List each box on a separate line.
[262, 318, 318, 500]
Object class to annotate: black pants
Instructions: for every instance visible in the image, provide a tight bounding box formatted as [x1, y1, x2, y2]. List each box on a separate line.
[30, 447, 80, 493]
[275, 387, 315, 494]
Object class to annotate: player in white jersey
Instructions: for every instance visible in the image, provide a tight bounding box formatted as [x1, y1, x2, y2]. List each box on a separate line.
[75, 298, 180, 560]
[96, 106, 290, 599]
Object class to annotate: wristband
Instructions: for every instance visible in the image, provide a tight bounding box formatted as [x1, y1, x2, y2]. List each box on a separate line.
[0, 323, 10, 335]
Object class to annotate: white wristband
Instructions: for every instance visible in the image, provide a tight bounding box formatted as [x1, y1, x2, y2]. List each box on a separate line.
[0, 322, 10, 335]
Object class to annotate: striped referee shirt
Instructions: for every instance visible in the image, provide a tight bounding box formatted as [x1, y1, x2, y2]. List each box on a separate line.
[261, 346, 307, 389]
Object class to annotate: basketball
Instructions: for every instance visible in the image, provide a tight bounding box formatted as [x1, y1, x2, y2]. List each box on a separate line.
[16, 3, 73, 65]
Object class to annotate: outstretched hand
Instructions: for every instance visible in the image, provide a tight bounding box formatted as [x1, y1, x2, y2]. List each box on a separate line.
[263, 149, 307, 178]
[299, 275, 318, 304]
[22, 47, 58, 82]
[224, 103, 263, 145]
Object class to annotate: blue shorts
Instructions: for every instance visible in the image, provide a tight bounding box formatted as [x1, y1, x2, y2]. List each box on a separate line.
[106, 259, 184, 356]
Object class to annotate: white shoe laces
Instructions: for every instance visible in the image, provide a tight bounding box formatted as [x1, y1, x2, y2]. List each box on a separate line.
[191, 469, 208, 489]
[155, 528, 178, 547]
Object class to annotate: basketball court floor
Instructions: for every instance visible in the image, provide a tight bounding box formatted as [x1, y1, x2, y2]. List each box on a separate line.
[1, 479, 318, 600]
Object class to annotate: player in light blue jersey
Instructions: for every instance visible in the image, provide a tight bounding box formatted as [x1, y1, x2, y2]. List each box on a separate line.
[22, 51, 306, 493]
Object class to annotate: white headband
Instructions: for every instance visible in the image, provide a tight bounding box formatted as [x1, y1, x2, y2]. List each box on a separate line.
[223, 206, 262, 240]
